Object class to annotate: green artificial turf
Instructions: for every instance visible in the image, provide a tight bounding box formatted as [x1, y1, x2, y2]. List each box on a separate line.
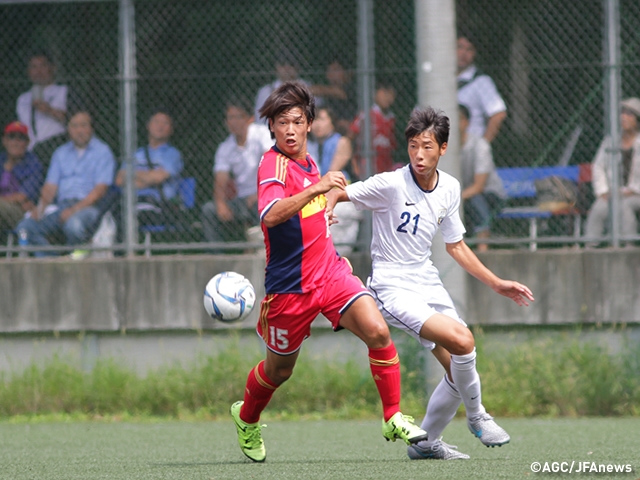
[1, 417, 638, 479]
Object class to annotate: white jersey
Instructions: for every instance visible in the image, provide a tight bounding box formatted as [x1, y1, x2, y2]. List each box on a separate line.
[346, 165, 465, 274]
[346, 165, 467, 348]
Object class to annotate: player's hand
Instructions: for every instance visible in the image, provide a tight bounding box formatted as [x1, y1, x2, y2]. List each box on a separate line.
[325, 206, 339, 226]
[493, 280, 534, 306]
[317, 171, 347, 194]
[324, 189, 341, 225]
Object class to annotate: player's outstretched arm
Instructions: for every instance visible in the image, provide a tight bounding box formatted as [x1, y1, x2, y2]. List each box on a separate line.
[263, 171, 347, 228]
[445, 240, 535, 306]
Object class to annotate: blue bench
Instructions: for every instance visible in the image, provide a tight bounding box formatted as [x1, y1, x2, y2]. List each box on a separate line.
[495, 165, 582, 250]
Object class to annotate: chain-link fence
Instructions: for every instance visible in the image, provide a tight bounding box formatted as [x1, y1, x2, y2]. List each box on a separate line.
[0, 0, 638, 257]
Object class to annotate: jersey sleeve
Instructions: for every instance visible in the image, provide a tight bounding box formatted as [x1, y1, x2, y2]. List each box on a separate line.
[345, 171, 397, 212]
[257, 149, 286, 219]
[440, 179, 466, 244]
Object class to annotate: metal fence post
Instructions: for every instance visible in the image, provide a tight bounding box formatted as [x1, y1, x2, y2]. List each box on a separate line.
[604, 0, 622, 248]
[357, 0, 374, 251]
[119, 0, 138, 257]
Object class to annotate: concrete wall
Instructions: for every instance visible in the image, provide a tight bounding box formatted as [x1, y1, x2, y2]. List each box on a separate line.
[0, 248, 638, 334]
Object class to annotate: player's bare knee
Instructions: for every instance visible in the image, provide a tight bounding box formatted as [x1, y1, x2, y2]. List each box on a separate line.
[449, 328, 475, 355]
[362, 321, 391, 349]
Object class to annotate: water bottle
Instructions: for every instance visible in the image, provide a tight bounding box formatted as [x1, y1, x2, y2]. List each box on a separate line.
[18, 228, 28, 258]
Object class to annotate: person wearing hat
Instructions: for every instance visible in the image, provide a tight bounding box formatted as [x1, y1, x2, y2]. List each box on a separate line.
[0, 121, 44, 234]
[585, 97, 640, 245]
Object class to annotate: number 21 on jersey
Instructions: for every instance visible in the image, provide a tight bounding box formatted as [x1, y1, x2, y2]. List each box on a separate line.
[397, 211, 420, 235]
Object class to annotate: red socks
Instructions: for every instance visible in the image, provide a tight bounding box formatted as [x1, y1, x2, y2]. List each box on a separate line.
[240, 346, 401, 424]
[368, 343, 402, 421]
[240, 360, 278, 424]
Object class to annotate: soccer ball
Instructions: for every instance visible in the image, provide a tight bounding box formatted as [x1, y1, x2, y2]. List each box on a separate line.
[203, 271, 256, 323]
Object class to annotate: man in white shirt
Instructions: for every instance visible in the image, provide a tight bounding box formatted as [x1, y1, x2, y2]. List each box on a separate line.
[327, 107, 534, 460]
[202, 97, 272, 246]
[16, 51, 71, 162]
[457, 34, 507, 143]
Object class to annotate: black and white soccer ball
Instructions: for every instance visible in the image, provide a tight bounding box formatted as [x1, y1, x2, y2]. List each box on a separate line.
[203, 271, 256, 323]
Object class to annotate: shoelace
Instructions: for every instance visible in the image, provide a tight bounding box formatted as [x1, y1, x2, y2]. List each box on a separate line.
[244, 424, 267, 446]
[431, 437, 460, 452]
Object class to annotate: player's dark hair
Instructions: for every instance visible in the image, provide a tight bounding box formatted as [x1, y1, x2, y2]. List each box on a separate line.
[404, 107, 449, 147]
[259, 81, 315, 139]
[458, 103, 471, 120]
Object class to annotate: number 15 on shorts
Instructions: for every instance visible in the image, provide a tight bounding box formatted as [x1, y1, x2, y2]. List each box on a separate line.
[269, 327, 289, 350]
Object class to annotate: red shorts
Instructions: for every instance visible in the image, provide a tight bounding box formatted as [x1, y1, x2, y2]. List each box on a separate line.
[256, 258, 371, 355]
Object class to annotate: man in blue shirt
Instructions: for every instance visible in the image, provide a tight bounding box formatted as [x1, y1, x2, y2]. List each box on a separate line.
[16, 110, 115, 256]
[115, 108, 183, 230]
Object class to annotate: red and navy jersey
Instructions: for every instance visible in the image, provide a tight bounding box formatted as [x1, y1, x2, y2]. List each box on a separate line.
[258, 146, 340, 294]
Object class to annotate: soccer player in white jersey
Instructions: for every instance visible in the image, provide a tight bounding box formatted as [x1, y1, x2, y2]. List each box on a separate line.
[326, 107, 534, 460]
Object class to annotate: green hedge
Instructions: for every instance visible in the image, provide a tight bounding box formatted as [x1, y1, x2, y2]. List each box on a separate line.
[0, 333, 638, 419]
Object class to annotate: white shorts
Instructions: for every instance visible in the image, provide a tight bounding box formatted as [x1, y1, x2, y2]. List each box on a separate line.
[367, 268, 467, 351]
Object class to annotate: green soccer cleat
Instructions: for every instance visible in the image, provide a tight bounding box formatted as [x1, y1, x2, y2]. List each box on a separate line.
[230, 401, 266, 462]
[382, 411, 429, 445]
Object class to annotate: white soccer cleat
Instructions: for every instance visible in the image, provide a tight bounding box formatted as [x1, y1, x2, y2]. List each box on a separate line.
[467, 413, 510, 447]
[407, 438, 470, 460]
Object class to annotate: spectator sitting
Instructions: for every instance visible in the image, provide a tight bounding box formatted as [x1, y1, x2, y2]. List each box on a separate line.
[0, 121, 44, 235]
[115, 108, 184, 232]
[16, 50, 75, 163]
[348, 81, 397, 178]
[456, 32, 507, 143]
[201, 97, 272, 247]
[585, 97, 640, 246]
[16, 110, 116, 257]
[308, 107, 361, 255]
[459, 104, 506, 252]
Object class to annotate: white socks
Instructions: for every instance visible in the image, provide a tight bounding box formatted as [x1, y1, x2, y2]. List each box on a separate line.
[450, 348, 486, 418]
[418, 374, 462, 447]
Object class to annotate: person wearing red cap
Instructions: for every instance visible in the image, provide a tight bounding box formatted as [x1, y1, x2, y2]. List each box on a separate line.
[0, 121, 44, 234]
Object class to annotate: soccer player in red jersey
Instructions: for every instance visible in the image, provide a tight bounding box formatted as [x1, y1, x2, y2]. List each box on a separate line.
[230, 81, 427, 462]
